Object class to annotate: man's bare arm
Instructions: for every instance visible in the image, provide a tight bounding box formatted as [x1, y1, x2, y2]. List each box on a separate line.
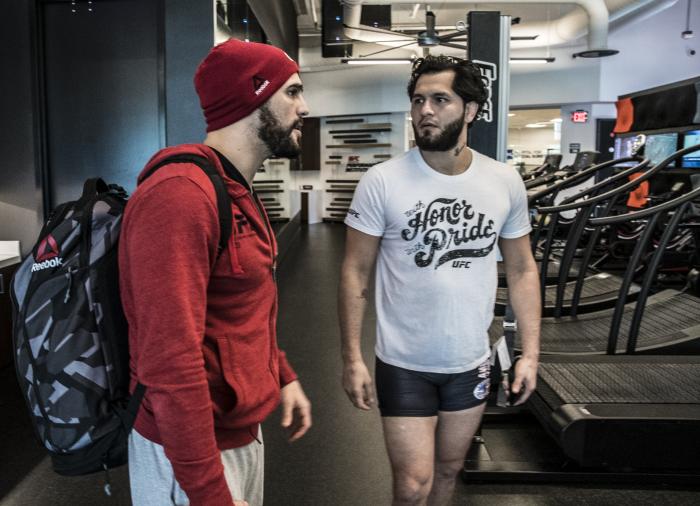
[499, 235, 541, 405]
[338, 227, 381, 410]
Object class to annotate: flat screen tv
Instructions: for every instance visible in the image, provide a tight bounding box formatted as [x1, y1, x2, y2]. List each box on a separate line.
[682, 130, 700, 168]
[645, 132, 678, 167]
[613, 136, 637, 166]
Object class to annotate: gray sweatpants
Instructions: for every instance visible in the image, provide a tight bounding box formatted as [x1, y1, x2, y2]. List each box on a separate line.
[128, 428, 264, 506]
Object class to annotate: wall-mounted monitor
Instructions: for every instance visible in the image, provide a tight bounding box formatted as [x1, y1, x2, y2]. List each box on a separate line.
[645, 132, 678, 167]
[682, 130, 700, 168]
[613, 136, 637, 166]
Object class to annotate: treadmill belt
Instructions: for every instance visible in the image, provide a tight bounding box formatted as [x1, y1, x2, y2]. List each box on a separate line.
[539, 362, 700, 404]
[496, 273, 632, 307]
[489, 290, 700, 353]
[498, 260, 580, 279]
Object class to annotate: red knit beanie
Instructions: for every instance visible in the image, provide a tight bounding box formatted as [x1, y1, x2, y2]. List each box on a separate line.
[194, 39, 300, 132]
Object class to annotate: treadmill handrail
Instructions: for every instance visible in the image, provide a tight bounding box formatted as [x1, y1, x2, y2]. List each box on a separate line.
[527, 157, 629, 205]
[625, 201, 692, 353]
[558, 159, 650, 205]
[589, 184, 700, 226]
[522, 162, 552, 181]
[536, 159, 652, 214]
[540, 143, 700, 215]
[525, 172, 558, 190]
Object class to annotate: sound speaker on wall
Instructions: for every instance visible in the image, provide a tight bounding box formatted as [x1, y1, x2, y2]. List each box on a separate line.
[321, 0, 353, 57]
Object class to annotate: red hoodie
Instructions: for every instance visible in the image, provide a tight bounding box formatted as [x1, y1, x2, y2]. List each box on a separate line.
[119, 144, 297, 505]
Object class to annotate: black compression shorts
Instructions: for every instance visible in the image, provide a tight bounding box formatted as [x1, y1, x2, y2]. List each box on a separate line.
[375, 357, 491, 417]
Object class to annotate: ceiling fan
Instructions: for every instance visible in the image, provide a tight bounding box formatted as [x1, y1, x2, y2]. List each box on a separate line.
[344, 10, 467, 58]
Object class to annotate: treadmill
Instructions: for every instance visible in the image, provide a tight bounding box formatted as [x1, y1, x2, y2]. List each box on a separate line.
[522, 153, 562, 181]
[531, 354, 700, 470]
[525, 151, 597, 193]
[465, 147, 700, 484]
[493, 146, 700, 354]
[497, 157, 652, 315]
[498, 153, 606, 289]
[529, 180, 700, 471]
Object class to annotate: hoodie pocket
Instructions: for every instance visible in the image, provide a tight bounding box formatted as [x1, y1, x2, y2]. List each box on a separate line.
[215, 334, 278, 423]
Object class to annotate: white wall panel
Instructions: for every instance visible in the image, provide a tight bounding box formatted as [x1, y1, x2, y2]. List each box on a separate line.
[600, 0, 700, 100]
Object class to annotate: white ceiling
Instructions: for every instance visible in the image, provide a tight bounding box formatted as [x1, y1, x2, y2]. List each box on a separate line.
[508, 107, 561, 129]
[296, 0, 679, 72]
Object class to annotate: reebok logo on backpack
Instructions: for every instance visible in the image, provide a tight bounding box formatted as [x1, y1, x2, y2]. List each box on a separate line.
[31, 235, 63, 271]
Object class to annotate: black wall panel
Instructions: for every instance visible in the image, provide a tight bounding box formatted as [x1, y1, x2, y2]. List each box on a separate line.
[467, 11, 501, 160]
[0, 1, 43, 254]
[631, 84, 698, 132]
[42, 0, 163, 207]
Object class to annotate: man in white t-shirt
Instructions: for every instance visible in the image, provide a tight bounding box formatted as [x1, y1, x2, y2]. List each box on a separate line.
[339, 55, 541, 506]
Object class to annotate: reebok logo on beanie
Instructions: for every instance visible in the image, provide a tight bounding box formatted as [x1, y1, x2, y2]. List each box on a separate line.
[253, 76, 270, 96]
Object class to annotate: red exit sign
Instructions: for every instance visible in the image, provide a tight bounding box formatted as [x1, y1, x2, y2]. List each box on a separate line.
[571, 110, 589, 123]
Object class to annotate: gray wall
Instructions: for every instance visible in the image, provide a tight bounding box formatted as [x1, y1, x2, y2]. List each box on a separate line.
[165, 0, 212, 146]
[600, 0, 700, 101]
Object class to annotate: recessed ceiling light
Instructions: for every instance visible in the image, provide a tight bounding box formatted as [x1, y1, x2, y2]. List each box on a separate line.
[508, 113, 516, 117]
[525, 123, 548, 128]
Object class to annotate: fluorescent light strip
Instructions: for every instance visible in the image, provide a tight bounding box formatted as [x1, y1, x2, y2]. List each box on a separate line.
[342, 58, 412, 65]
[510, 57, 555, 64]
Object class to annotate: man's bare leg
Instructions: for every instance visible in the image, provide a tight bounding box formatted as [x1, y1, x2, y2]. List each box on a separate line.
[382, 416, 438, 506]
[427, 404, 486, 506]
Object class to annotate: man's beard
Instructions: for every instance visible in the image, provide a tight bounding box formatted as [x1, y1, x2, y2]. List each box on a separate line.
[257, 104, 302, 158]
[413, 116, 464, 152]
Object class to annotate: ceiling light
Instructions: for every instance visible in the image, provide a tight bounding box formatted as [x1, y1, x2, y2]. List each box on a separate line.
[508, 113, 516, 117]
[525, 123, 548, 128]
[341, 58, 413, 65]
[510, 57, 555, 64]
[550, 118, 563, 123]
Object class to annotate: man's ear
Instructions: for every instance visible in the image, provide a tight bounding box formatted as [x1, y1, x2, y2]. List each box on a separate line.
[464, 101, 479, 124]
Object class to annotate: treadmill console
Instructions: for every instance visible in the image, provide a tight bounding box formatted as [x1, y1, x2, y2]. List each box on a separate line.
[543, 154, 562, 170]
[572, 151, 599, 171]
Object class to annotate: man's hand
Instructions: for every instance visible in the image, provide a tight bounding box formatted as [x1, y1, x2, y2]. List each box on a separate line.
[342, 359, 375, 410]
[510, 356, 538, 406]
[280, 380, 312, 442]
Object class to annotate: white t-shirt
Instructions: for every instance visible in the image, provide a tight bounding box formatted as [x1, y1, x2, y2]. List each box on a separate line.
[345, 147, 531, 373]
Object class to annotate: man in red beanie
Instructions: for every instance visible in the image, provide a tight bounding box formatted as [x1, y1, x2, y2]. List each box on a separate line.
[119, 39, 312, 506]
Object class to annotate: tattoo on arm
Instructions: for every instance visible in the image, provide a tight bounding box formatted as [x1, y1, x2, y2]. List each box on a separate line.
[358, 288, 369, 300]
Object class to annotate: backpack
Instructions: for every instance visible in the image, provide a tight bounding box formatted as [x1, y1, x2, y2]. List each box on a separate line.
[11, 155, 232, 481]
